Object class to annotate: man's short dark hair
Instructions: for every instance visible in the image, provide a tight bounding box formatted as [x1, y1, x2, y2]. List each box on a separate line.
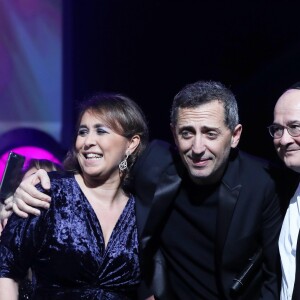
[170, 80, 239, 131]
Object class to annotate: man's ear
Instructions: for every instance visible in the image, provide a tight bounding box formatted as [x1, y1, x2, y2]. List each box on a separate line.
[231, 124, 242, 148]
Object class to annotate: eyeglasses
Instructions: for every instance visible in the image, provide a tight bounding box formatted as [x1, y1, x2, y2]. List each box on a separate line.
[268, 124, 300, 139]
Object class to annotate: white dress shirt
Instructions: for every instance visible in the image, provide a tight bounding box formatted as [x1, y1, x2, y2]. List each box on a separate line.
[279, 183, 300, 300]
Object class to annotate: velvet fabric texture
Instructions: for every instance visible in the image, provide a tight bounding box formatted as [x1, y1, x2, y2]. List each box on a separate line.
[0, 172, 141, 299]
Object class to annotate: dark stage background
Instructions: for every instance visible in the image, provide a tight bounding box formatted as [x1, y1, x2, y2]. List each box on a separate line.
[62, 1, 300, 163]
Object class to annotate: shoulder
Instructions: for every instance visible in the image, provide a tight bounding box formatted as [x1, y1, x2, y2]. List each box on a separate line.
[225, 149, 282, 191]
[237, 150, 269, 166]
[135, 139, 178, 168]
[141, 139, 175, 162]
[131, 140, 181, 198]
[36, 171, 78, 205]
[132, 139, 179, 180]
[46, 171, 74, 188]
[236, 150, 278, 176]
[48, 170, 73, 181]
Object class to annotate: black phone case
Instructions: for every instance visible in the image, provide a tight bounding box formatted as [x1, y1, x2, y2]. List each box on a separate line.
[0, 152, 25, 202]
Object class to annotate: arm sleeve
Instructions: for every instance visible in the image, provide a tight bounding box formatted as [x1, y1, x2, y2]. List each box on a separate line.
[0, 204, 46, 280]
[260, 188, 282, 299]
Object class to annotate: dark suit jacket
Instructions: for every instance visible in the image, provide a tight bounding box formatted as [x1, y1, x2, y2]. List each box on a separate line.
[133, 140, 283, 300]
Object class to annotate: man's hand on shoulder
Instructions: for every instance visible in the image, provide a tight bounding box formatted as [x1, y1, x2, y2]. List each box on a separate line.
[13, 169, 52, 218]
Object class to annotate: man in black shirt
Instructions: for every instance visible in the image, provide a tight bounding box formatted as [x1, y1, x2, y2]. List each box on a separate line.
[133, 81, 282, 299]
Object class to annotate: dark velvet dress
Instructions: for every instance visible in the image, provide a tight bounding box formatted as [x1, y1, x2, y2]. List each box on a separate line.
[0, 172, 141, 299]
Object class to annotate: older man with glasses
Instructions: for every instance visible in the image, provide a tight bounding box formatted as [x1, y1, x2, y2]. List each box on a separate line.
[269, 82, 300, 300]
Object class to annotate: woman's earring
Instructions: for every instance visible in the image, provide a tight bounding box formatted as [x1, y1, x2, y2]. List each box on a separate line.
[119, 153, 129, 172]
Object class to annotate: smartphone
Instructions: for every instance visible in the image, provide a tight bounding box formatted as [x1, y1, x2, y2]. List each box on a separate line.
[0, 151, 25, 203]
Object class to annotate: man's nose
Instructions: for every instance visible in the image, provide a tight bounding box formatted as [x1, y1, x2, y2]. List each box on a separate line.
[279, 128, 294, 145]
[192, 135, 206, 154]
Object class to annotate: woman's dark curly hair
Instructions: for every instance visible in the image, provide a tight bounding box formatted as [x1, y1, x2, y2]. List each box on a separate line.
[63, 92, 149, 190]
